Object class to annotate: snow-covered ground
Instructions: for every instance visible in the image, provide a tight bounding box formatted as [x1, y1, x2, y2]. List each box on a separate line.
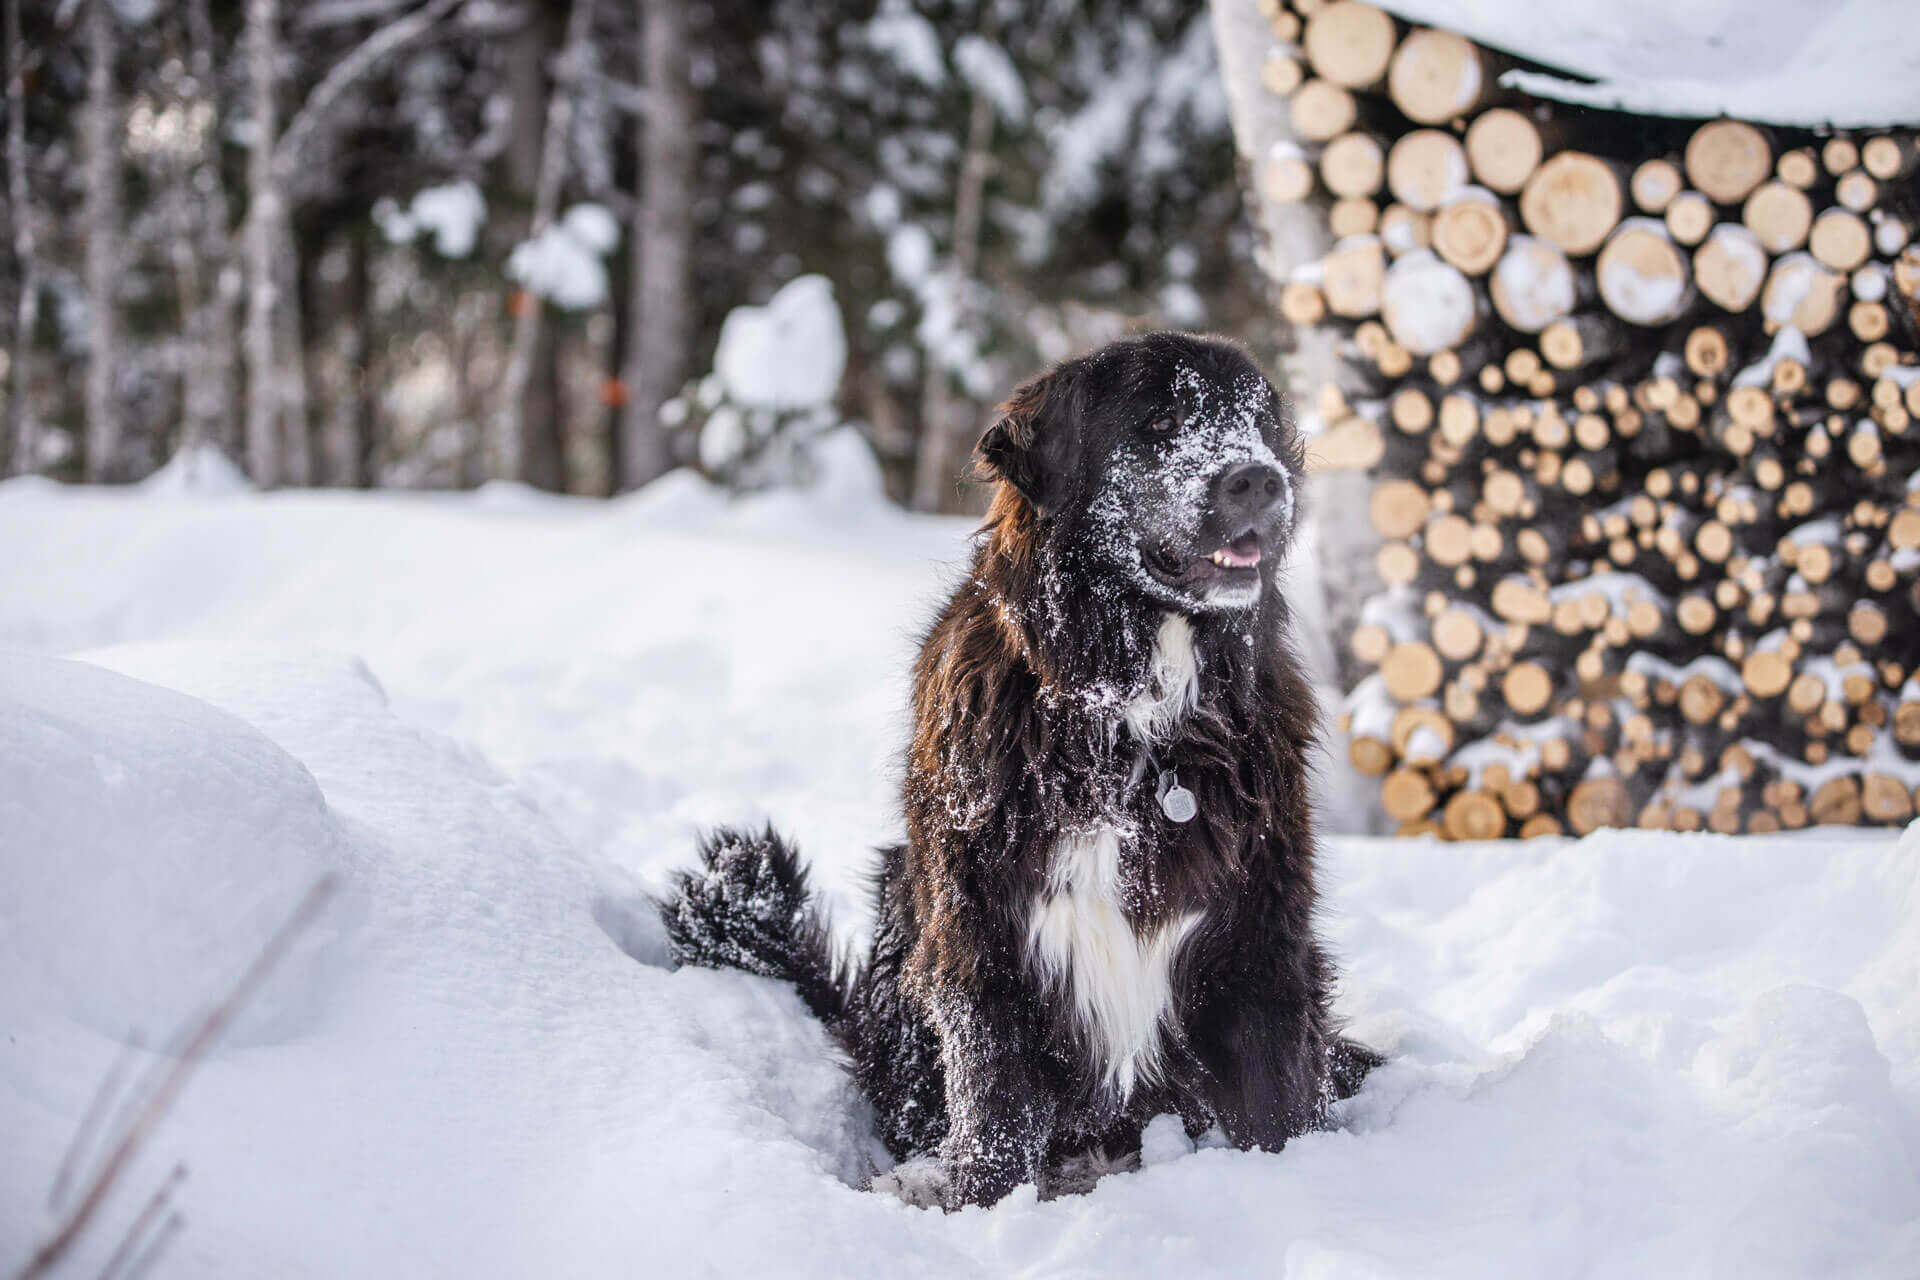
[3, 468, 1918, 1277]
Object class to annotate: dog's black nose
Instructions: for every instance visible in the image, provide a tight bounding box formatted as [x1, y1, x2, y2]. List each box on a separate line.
[1212, 463, 1286, 525]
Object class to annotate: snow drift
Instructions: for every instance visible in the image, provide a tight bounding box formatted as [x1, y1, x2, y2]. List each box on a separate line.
[1, 475, 1917, 1276]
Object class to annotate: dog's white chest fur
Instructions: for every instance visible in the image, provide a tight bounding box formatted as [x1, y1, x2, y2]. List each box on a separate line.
[1027, 827, 1202, 1097]
[1027, 614, 1203, 1098]
[1123, 614, 1200, 744]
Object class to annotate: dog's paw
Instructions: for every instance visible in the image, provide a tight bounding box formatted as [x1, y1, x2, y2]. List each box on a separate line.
[1041, 1143, 1141, 1198]
[869, 1156, 950, 1209]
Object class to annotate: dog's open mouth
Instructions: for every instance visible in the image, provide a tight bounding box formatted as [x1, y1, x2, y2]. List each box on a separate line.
[1146, 530, 1262, 588]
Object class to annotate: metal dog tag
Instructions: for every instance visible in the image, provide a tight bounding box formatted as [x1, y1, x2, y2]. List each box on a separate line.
[1158, 771, 1198, 824]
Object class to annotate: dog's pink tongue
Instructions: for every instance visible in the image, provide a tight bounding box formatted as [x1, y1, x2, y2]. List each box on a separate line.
[1218, 534, 1261, 567]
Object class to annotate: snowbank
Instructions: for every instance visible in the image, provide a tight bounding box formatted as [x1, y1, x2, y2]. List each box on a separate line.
[1380, 0, 1920, 128]
[2, 477, 1917, 1276]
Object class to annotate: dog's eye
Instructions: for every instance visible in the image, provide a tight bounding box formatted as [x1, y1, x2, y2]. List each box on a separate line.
[1148, 415, 1178, 434]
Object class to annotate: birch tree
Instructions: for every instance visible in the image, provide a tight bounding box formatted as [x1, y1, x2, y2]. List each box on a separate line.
[493, 0, 595, 488]
[4, 0, 38, 475]
[615, 0, 690, 492]
[241, 0, 284, 485]
[243, 0, 468, 486]
[172, 0, 237, 464]
[82, 0, 121, 481]
[909, 89, 993, 513]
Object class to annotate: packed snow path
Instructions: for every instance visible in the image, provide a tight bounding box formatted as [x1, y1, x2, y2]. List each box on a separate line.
[2, 470, 1917, 1277]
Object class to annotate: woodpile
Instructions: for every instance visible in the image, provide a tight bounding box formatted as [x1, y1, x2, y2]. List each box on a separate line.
[1249, 0, 1920, 837]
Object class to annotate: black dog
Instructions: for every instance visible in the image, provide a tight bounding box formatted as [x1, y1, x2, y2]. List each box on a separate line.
[661, 332, 1375, 1209]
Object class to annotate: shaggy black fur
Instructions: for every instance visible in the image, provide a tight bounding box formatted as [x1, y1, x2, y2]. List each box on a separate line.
[661, 332, 1377, 1209]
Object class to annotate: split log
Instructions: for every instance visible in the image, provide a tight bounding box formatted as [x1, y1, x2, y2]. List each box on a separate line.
[1630, 159, 1684, 214]
[1431, 187, 1508, 275]
[1863, 135, 1918, 181]
[1260, 141, 1316, 204]
[1776, 147, 1819, 188]
[1302, 1, 1398, 89]
[1596, 219, 1691, 326]
[1321, 131, 1387, 198]
[1261, 48, 1305, 97]
[1386, 27, 1485, 124]
[1381, 766, 1437, 822]
[1809, 208, 1872, 273]
[1541, 314, 1623, 371]
[1381, 249, 1477, 355]
[1377, 202, 1431, 257]
[1320, 235, 1386, 317]
[1520, 152, 1625, 256]
[1308, 412, 1386, 471]
[1463, 107, 1542, 195]
[1382, 640, 1445, 701]
[1289, 78, 1359, 142]
[1280, 279, 1327, 326]
[1386, 129, 1470, 212]
[1663, 191, 1715, 247]
[1835, 170, 1878, 214]
[1741, 180, 1812, 253]
[1568, 775, 1633, 834]
[1693, 224, 1768, 313]
[1489, 234, 1577, 332]
[1684, 120, 1772, 205]
[1762, 252, 1845, 335]
[1443, 788, 1507, 839]
[1341, 196, 1395, 242]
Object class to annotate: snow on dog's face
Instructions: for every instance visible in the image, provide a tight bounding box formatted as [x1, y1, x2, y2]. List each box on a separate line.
[977, 333, 1302, 614]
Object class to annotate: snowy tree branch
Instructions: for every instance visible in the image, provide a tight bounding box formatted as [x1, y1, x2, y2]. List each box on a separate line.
[271, 0, 470, 181]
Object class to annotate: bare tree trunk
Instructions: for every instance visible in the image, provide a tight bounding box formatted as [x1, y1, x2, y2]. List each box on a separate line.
[616, 0, 692, 492]
[315, 226, 370, 487]
[236, 0, 467, 489]
[4, 0, 40, 475]
[910, 91, 993, 513]
[242, 0, 282, 486]
[493, 0, 593, 489]
[276, 229, 311, 485]
[81, 0, 120, 482]
[173, 0, 237, 463]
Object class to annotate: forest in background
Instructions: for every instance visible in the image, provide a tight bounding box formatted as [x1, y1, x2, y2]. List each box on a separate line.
[0, 0, 1268, 508]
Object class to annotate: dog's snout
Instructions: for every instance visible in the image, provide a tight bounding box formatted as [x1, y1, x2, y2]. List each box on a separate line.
[1213, 463, 1285, 524]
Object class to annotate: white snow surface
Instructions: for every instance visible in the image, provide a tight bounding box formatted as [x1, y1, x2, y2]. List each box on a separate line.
[1378, 0, 1920, 128]
[3, 477, 1919, 1277]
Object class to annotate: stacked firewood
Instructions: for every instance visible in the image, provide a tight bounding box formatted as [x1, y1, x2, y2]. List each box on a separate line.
[1252, 0, 1920, 837]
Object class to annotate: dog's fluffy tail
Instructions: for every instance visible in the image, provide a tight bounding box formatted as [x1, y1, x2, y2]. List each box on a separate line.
[658, 825, 846, 1026]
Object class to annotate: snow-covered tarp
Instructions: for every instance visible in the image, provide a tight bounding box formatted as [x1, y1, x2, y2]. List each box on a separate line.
[2, 475, 1917, 1276]
[1379, 0, 1920, 128]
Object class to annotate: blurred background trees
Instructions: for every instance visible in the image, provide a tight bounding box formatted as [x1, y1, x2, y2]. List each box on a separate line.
[0, 0, 1273, 509]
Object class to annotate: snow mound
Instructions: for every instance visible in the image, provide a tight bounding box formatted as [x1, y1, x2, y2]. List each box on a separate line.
[0, 653, 357, 1045]
[140, 442, 253, 495]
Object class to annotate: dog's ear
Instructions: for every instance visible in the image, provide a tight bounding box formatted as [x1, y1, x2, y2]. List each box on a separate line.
[973, 370, 1074, 515]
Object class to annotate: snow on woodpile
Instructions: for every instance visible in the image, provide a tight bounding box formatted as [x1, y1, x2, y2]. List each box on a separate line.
[1379, 0, 1920, 128]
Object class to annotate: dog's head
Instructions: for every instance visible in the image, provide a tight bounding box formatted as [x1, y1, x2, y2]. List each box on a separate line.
[976, 332, 1302, 614]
